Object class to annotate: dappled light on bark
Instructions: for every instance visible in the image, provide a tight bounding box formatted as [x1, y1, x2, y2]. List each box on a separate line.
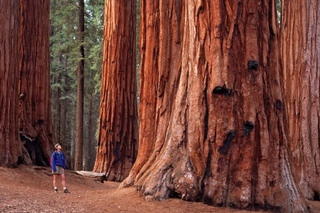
[281, 0, 320, 200]
[121, 0, 309, 212]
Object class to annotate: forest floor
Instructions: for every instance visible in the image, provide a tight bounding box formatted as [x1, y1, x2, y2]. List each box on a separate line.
[0, 165, 319, 213]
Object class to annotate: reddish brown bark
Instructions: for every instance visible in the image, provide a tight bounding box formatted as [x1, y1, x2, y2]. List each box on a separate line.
[19, 0, 54, 165]
[93, 0, 138, 181]
[75, 0, 85, 171]
[121, 0, 308, 211]
[0, 0, 21, 167]
[281, 0, 320, 200]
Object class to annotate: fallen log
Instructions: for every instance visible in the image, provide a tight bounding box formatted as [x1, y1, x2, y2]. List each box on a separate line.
[76, 171, 105, 177]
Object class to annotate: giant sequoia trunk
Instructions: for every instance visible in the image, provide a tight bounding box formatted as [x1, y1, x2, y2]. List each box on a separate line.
[19, 0, 54, 166]
[0, 0, 21, 167]
[281, 1, 320, 200]
[121, 0, 308, 211]
[93, 0, 138, 181]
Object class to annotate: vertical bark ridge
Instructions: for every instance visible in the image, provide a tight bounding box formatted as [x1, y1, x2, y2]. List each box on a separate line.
[0, 0, 21, 167]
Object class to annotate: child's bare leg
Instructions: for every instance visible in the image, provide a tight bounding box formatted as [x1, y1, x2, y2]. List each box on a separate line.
[53, 174, 58, 188]
[61, 173, 66, 188]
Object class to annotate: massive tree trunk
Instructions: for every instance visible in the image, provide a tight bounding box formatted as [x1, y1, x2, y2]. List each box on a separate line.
[121, 0, 308, 211]
[0, 0, 21, 167]
[75, 0, 85, 171]
[281, 0, 320, 200]
[93, 0, 138, 181]
[19, 0, 54, 166]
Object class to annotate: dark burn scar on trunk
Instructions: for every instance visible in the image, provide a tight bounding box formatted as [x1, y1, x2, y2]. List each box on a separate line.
[248, 60, 259, 70]
[243, 121, 254, 137]
[275, 99, 282, 110]
[218, 130, 236, 155]
[212, 84, 232, 96]
[113, 141, 121, 163]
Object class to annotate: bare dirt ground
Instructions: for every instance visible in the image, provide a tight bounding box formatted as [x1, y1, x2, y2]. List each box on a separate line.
[0, 165, 318, 213]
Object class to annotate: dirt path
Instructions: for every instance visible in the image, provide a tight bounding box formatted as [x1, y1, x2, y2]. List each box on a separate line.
[0, 165, 317, 213]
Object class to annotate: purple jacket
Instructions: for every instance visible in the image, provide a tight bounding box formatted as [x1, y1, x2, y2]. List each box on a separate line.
[51, 151, 66, 171]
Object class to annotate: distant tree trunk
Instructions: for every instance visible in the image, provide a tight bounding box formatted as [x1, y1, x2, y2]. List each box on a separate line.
[84, 74, 97, 171]
[281, 0, 320, 200]
[19, 0, 54, 166]
[75, 0, 85, 171]
[61, 73, 67, 151]
[93, 0, 138, 181]
[0, 0, 21, 167]
[121, 0, 308, 211]
[64, 75, 74, 168]
[56, 72, 62, 144]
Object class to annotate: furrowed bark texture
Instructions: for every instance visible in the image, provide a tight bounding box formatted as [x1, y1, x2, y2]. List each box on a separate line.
[93, 0, 138, 181]
[0, 0, 21, 167]
[281, 0, 320, 200]
[121, 0, 308, 211]
[19, 0, 54, 166]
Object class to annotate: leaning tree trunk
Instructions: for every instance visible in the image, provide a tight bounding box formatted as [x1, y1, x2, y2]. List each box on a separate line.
[121, 0, 308, 211]
[281, 0, 320, 200]
[0, 0, 21, 167]
[75, 0, 85, 171]
[19, 0, 54, 166]
[93, 0, 138, 181]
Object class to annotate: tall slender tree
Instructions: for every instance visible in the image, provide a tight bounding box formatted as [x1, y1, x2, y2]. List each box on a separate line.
[83, 0, 104, 171]
[121, 0, 308, 211]
[75, 0, 85, 170]
[19, 0, 54, 165]
[281, 0, 320, 199]
[0, 0, 21, 167]
[50, 0, 80, 169]
[93, 0, 138, 181]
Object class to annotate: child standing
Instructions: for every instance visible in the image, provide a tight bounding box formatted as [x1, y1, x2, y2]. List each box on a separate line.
[51, 143, 69, 193]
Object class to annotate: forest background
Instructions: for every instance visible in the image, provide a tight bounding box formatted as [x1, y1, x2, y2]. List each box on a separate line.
[50, 0, 112, 170]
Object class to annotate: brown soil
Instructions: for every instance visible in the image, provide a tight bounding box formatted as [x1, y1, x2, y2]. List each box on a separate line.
[0, 165, 318, 213]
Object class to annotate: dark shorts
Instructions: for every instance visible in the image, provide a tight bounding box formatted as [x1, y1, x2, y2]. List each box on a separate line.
[52, 166, 64, 175]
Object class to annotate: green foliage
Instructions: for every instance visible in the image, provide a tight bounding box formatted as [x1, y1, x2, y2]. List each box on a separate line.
[277, 0, 281, 23]
[85, 0, 104, 95]
[50, 0, 78, 72]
